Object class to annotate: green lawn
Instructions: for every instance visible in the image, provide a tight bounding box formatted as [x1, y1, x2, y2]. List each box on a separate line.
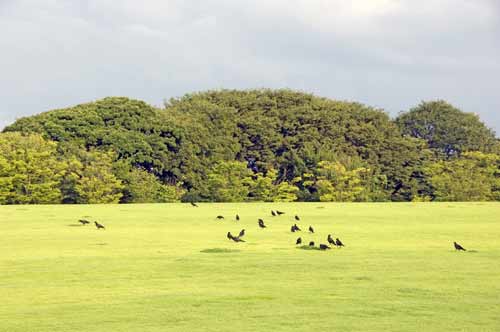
[1, 203, 499, 332]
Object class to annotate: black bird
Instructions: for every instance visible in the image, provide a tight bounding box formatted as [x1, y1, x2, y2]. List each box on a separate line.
[319, 244, 331, 250]
[271, 210, 276, 216]
[296, 237, 302, 245]
[295, 215, 300, 221]
[291, 225, 296, 233]
[276, 210, 285, 215]
[227, 232, 245, 242]
[293, 224, 301, 231]
[232, 236, 245, 242]
[216, 215, 225, 220]
[454, 242, 466, 251]
[335, 238, 344, 247]
[235, 214, 240, 221]
[239, 229, 245, 237]
[309, 241, 315, 247]
[308, 226, 314, 233]
[94, 221, 105, 230]
[327, 234, 335, 246]
[258, 219, 266, 228]
[190, 202, 198, 207]
[78, 219, 90, 225]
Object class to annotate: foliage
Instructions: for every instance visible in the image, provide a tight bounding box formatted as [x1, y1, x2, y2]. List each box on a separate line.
[73, 150, 124, 204]
[424, 152, 500, 201]
[0, 133, 65, 204]
[2, 90, 499, 203]
[396, 100, 498, 158]
[206, 161, 253, 202]
[122, 168, 185, 203]
[249, 168, 298, 202]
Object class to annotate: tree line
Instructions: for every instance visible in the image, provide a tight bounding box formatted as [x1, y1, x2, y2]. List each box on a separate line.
[1, 89, 499, 204]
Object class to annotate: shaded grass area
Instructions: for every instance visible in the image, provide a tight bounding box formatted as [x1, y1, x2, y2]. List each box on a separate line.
[0, 202, 499, 331]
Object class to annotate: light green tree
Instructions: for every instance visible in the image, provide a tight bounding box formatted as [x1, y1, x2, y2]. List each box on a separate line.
[314, 161, 370, 202]
[207, 161, 253, 202]
[250, 168, 298, 202]
[74, 150, 124, 204]
[425, 151, 500, 201]
[0, 133, 65, 204]
[123, 168, 185, 203]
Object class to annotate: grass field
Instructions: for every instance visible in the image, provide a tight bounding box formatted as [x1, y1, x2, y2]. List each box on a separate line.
[1, 202, 499, 332]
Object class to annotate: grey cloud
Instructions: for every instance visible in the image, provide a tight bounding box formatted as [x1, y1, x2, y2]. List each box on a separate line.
[0, 0, 499, 135]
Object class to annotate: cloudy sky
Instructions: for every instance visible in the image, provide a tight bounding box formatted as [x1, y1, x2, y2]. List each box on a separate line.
[1, 0, 499, 134]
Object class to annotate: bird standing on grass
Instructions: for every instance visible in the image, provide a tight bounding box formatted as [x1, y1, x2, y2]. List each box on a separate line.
[291, 226, 296, 233]
[227, 232, 245, 242]
[335, 238, 344, 247]
[293, 224, 301, 232]
[295, 215, 300, 221]
[276, 210, 285, 215]
[308, 226, 314, 233]
[319, 244, 331, 250]
[309, 241, 315, 247]
[454, 242, 466, 251]
[296, 237, 302, 245]
[258, 219, 267, 228]
[271, 210, 276, 216]
[235, 214, 240, 221]
[216, 215, 224, 220]
[327, 234, 335, 246]
[78, 219, 90, 225]
[190, 202, 198, 207]
[94, 221, 105, 230]
[239, 229, 245, 237]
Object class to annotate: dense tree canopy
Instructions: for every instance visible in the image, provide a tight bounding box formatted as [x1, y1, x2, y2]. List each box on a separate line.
[2, 89, 499, 203]
[395, 101, 498, 158]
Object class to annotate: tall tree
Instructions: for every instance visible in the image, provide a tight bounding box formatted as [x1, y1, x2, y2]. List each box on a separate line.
[396, 101, 497, 158]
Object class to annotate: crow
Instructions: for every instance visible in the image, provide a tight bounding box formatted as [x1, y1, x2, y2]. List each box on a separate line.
[227, 232, 245, 242]
[78, 219, 90, 225]
[319, 244, 331, 250]
[308, 226, 314, 233]
[271, 210, 276, 216]
[236, 214, 240, 221]
[94, 221, 105, 230]
[327, 234, 335, 246]
[309, 241, 315, 247]
[258, 219, 267, 228]
[296, 237, 302, 245]
[216, 215, 224, 220]
[295, 215, 300, 221]
[335, 238, 344, 247]
[293, 224, 301, 232]
[239, 229, 245, 237]
[232, 236, 245, 243]
[190, 202, 198, 207]
[454, 242, 466, 251]
[291, 225, 296, 233]
[276, 210, 285, 215]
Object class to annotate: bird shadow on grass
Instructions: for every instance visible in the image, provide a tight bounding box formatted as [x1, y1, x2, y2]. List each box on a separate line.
[297, 245, 322, 251]
[354, 276, 373, 281]
[201, 248, 241, 254]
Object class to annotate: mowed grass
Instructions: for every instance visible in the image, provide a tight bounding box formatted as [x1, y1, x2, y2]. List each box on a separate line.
[1, 203, 499, 332]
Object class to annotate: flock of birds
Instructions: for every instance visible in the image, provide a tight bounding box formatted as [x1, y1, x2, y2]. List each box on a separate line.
[77, 202, 469, 252]
[215, 208, 345, 251]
